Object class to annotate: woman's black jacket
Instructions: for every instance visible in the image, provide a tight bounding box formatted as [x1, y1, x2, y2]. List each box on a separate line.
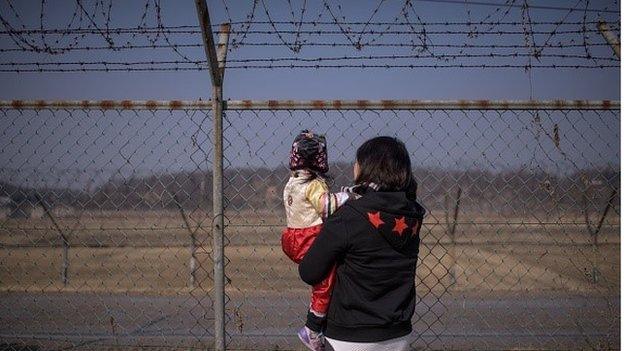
[299, 188, 425, 342]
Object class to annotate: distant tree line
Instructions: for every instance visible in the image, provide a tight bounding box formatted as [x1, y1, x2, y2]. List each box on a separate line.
[0, 163, 619, 217]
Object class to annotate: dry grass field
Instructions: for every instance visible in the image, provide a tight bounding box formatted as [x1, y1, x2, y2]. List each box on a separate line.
[1, 209, 619, 295]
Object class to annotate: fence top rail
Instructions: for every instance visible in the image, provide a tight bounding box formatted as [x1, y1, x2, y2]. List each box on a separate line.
[225, 99, 620, 110]
[0, 99, 213, 110]
[0, 99, 619, 110]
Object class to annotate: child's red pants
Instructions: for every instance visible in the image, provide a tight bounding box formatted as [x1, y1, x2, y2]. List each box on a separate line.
[281, 224, 336, 315]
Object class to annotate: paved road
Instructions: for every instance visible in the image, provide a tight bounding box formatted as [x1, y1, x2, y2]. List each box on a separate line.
[1, 291, 619, 350]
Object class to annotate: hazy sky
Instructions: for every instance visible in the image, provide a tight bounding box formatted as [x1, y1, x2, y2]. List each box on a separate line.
[0, 1, 620, 189]
[0, 0, 620, 100]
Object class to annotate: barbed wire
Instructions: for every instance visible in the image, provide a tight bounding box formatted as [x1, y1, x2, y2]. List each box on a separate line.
[1, 53, 617, 67]
[411, 0, 619, 14]
[0, 63, 616, 73]
[3, 27, 616, 36]
[1, 55, 618, 72]
[223, 20, 619, 26]
[0, 42, 615, 54]
[0, 0, 619, 71]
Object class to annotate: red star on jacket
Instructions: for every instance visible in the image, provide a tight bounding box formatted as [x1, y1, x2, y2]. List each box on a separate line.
[392, 216, 409, 236]
[367, 211, 384, 229]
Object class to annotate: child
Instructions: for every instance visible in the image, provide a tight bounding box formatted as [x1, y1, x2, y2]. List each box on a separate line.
[281, 130, 351, 351]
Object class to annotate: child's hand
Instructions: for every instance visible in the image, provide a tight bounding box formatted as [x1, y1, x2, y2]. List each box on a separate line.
[340, 185, 363, 201]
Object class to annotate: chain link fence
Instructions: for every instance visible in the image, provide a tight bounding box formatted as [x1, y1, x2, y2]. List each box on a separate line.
[0, 100, 620, 350]
[221, 103, 620, 350]
[0, 102, 216, 350]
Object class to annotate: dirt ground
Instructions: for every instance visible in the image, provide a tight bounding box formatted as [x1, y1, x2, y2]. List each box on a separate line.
[0, 210, 620, 350]
[0, 291, 618, 350]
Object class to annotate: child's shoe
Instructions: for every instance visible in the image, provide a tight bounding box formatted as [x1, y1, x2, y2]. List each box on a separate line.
[297, 326, 325, 351]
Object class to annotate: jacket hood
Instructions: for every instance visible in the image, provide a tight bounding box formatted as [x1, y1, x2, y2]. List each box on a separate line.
[347, 188, 425, 257]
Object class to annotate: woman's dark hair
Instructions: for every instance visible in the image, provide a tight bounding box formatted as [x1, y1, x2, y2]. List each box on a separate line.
[355, 136, 413, 192]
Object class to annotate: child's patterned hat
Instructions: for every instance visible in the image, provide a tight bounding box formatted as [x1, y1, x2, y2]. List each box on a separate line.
[289, 130, 329, 174]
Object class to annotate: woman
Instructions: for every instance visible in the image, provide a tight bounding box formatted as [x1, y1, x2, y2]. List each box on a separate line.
[299, 136, 425, 351]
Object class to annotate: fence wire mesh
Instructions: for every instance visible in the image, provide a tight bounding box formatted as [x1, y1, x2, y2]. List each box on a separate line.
[222, 107, 620, 350]
[0, 106, 216, 350]
[0, 102, 620, 351]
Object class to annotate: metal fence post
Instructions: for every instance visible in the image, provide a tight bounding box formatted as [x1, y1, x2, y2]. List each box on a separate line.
[36, 193, 69, 286]
[194, 1, 230, 348]
[212, 85, 225, 351]
[213, 26, 230, 351]
[597, 20, 621, 59]
[445, 187, 461, 285]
